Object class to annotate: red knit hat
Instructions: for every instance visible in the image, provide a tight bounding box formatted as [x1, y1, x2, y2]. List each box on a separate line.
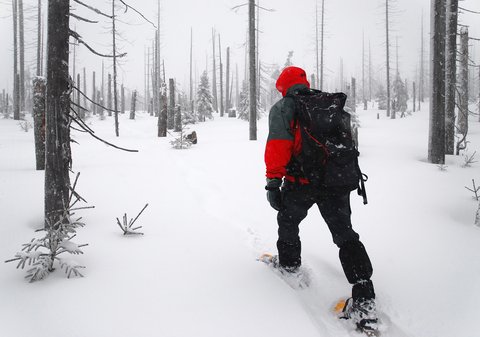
[276, 66, 310, 97]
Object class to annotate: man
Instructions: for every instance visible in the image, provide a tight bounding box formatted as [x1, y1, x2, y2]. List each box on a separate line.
[264, 66, 377, 331]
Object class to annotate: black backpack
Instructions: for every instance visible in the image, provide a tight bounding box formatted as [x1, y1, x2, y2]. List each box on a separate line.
[286, 88, 368, 204]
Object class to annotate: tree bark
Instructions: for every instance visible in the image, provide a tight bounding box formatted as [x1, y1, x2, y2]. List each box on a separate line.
[33, 77, 46, 170]
[129, 90, 137, 120]
[45, 0, 71, 227]
[457, 28, 469, 139]
[445, 0, 458, 155]
[107, 73, 112, 116]
[428, 0, 446, 164]
[158, 83, 167, 137]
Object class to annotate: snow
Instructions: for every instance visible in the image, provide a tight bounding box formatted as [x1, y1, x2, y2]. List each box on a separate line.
[1, 105, 479, 337]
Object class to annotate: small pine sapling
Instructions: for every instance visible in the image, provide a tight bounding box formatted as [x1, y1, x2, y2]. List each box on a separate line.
[5, 173, 91, 282]
[461, 151, 477, 168]
[437, 164, 448, 171]
[117, 203, 148, 235]
[465, 179, 479, 201]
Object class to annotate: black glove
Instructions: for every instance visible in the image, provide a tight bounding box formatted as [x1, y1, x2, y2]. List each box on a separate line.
[265, 178, 283, 211]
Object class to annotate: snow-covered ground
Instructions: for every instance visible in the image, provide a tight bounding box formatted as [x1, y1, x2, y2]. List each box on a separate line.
[1, 105, 479, 337]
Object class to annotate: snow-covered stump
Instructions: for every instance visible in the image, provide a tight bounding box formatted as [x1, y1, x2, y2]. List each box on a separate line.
[33, 76, 46, 170]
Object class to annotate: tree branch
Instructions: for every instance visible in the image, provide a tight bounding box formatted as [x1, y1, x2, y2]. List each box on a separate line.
[73, 0, 113, 18]
[69, 30, 127, 58]
[459, 6, 480, 14]
[70, 115, 139, 153]
[118, 0, 156, 28]
[70, 13, 99, 24]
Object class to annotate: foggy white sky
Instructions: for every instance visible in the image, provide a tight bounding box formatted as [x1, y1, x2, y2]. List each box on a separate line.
[0, 0, 479, 95]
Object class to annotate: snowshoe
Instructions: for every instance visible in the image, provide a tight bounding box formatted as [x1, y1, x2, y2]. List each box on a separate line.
[334, 297, 380, 337]
[258, 253, 310, 289]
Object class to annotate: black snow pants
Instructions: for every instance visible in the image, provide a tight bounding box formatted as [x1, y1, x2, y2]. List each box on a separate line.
[277, 181, 375, 300]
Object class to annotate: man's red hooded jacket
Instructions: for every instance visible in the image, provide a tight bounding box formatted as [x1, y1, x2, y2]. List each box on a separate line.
[264, 66, 310, 183]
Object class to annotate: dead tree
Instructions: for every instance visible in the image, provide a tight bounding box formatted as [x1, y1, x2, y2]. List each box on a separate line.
[385, 0, 392, 118]
[19, 0, 25, 111]
[211, 28, 218, 112]
[445, 0, 458, 155]
[112, 0, 120, 136]
[33, 77, 46, 171]
[218, 35, 224, 117]
[226, 46, 231, 111]
[249, 0, 257, 140]
[45, 0, 72, 227]
[37, 0, 42, 76]
[168, 78, 175, 129]
[158, 82, 167, 137]
[428, 0, 446, 164]
[107, 73, 112, 116]
[12, 0, 19, 120]
[456, 27, 469, 155]
[129, 90, 137, 120]
[92, 71, 96, 114]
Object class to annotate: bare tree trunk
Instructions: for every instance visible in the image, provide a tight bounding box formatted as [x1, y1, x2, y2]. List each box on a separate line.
[174, 103, 182, 132]
[92, 71, 96, 115]
[236, 63, 239, 107]
[45, 0, 71, 227]
[249, 0, 257, 140]
[77, 73, 83, 119]
[413, 81, 416, 112]
[112, 0, 119, 136]
[33, 77, 46, 170]
[168, 78, 175, 129]
[212, 28, 218, 112]
[158, 83, 167, 137]
[190, 27, 193, 106]
[129, 90, 137, 120]
[445, 0, 458, 155]
[107, 73, 112, 116]
[19, 0, 25, 111]
[420, 12, 425, 103]
[226, 46, 230, 111]
[37, 0, 42, 77]
[83, 67, 87, 108]
[121, 84, 125, 114]
[218, 35, 224, 117]
[369, 40, 372, 102]
[385, 0, 391, 118]
[12, 0, 19, 120]
[457, 28, 469, 140]
[428, 0, 446, 164]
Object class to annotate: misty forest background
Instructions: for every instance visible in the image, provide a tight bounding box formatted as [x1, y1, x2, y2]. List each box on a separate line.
[0, 0, 479, 279]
